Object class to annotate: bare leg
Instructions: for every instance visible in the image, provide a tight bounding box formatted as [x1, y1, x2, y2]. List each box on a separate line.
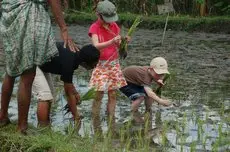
[131, 96, 145, 124]
[0, 73, 15, 125]
[92, 91, 103, 136]
[107, 90, 116, 117]
[131, 96, 145, 112]
[144, 97, 153, 113]
[107, 90, 117, 136]
[17, 68, 36, 133]
[144, 97, 153, 129]
[37, 100, 51, 127]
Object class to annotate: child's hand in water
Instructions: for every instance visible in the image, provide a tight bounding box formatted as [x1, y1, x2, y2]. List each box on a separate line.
[159, 99, 172, 106]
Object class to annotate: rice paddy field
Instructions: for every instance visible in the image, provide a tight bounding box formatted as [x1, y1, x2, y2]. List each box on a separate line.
[0, 25, 230, 151]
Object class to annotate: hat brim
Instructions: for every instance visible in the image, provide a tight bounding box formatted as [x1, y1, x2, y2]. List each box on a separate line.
[101, 14, 118, 23]
[154, 68, 170, 74]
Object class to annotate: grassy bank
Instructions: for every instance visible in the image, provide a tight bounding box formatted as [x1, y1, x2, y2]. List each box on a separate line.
[64, 10, 230, 34]
[0, 124, 93, 152]
[0, 121, 155, 152]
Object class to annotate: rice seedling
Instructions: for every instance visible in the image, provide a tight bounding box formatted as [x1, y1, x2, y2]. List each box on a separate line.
[155, 110, 162, 127]
[220, 102, 225, 116]
[125, 137, 132, 151]
[202, 135, 208, 150]
[212, 140, 219, 152]
[180, 132, 187, 152]
[136, 129, 144, 148]
[218, 122, 223, 145]
[119, 16, 142, 60]
[80, 87, 96, 101]
[175, 121, 180, 144]
[182, 112, 187, 132]
[162, 121, 169, 151]
[197, 116, 204, 141]
[144, 112, 151, 134]
[191, 108, 196, 124]
[205, 111, 209, 124]
[63, 87, 96, 114]
[190, 141, 197, 152]
[119, 126, 126, 145]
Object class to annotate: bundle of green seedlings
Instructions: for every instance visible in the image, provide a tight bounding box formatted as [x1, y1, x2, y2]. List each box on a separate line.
[119, 16, 142, 59]
[63, 87, 96, 114]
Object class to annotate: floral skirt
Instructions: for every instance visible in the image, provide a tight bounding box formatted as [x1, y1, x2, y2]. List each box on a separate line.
[89, 60, 127, 91]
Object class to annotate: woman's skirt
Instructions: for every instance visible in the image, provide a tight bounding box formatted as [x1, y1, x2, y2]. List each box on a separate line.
[0, 0, 58, 76]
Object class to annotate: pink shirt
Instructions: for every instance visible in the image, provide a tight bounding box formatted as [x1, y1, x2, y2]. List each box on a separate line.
[88, 20, 120, 61]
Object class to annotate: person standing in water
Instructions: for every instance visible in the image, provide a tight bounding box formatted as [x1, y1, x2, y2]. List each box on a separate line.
[88, 0, 127, 135]
[0, 0, 78, 134]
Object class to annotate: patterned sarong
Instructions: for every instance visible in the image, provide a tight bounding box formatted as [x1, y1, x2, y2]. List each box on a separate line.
[0, 0, 58, 76]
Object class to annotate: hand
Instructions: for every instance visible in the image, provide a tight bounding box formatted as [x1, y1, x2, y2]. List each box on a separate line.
[63, 0, 69, 9]
[64, 83, 81, 105]
[125, 35, 131, 43]
[61, 29, 79, 52]
[159, 99, 171, 106]
[156, 79, 165, 87]
[112, 35, 121, 45]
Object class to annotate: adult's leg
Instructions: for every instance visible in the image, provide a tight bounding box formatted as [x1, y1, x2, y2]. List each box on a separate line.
[17, 67, 36, 133]
[0, 73, 15, 125]
[92, 91, 104, 135]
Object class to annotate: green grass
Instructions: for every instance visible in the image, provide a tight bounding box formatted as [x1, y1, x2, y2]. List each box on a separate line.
[0, 121, 157, 152]
[0, 124, 93, 152]
[62, 10, 230, 33]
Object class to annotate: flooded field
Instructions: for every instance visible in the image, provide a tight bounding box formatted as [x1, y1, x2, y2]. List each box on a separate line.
[0, 25, 230, 151]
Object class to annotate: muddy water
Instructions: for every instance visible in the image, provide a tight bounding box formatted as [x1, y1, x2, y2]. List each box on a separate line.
[0, 25, 230, 151]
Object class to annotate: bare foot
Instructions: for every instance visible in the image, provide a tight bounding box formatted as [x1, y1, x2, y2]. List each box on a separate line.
[0, 117, 10, 127]
[132, 111, 144, 124]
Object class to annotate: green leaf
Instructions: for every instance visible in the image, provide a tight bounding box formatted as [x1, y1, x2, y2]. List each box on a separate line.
[119, 16, 142, 59]
[214, 2, 224, 7]
[81, 87, 96, 101]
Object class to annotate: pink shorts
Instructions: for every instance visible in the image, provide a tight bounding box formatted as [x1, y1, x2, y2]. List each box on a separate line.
[89, 60, 127, 91]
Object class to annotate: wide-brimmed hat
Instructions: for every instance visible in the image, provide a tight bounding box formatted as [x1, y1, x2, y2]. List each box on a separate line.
[150, 57, 170, 74]
[96, 0, 118, 23]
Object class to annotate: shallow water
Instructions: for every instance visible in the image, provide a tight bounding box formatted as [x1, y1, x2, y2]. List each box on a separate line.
[0, 25, 230, 151]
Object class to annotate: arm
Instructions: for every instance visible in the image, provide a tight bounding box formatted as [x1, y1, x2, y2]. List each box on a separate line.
[91, 34, 121, 51]
[144, 86, 171, 106]
[47, 0, 78, 52]
[63, 83, 81, 120]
